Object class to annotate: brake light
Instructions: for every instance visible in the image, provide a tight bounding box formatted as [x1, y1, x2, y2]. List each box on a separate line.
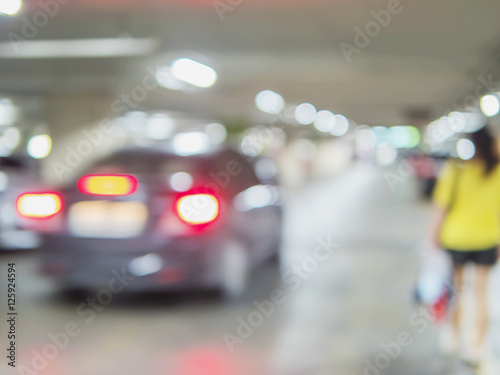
[176, 193, 219, 225]
[16, 193, 63, 219]
[78, 174, 137, 196]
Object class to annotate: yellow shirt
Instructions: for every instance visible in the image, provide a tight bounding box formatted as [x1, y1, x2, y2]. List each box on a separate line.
[433, 160, 500, 250]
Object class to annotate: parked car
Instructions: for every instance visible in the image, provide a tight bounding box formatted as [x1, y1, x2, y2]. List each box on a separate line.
[16, 147, 284, 298]
[0, 156, 42, 251]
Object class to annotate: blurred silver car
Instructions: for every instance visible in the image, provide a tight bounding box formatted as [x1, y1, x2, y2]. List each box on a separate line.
[16, 148, 283, 298]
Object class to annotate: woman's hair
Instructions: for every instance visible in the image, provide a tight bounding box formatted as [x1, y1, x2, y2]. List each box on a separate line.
[471, 125, 499, 175]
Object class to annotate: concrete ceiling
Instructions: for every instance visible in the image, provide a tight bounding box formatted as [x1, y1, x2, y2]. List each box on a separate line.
[1, 0, 500, 127]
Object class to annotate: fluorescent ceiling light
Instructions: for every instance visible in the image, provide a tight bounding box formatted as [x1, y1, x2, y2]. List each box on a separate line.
[170, 58, 217, 88]
[0, 0, 22, 16]
[0, 38, 159, 59]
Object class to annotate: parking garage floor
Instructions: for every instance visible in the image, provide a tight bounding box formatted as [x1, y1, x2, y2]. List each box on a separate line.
[3, 163, 500, 375]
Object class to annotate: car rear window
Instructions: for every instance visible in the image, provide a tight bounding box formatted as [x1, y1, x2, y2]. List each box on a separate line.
[86, 150, 259, 196]
[89, 151, 215, 176]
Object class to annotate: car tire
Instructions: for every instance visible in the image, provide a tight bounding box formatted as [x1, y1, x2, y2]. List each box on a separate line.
[220, 240, 249, 300]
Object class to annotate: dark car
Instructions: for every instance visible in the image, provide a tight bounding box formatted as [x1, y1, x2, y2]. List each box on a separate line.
[16, 148, 283, 298]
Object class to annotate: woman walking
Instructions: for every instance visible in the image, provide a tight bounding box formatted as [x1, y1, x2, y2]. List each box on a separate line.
[431, 125, 500, 364]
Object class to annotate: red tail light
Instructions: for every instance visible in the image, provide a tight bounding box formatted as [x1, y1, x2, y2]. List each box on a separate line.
[175, 192, 220, 226]
[16, 192, 63, 219]
[78, 174, 138, 196]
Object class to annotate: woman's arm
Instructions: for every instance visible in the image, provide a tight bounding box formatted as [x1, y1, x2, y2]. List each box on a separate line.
[430, 160, 454, 249]
[497, 210, 500, 258]
[430, 205, 447, 249]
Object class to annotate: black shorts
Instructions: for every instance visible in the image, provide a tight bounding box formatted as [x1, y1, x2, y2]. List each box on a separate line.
[446, 247, 498, 266]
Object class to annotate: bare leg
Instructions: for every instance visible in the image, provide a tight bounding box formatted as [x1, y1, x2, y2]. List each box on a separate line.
[451, 265, 465, 338]
[474, 265, 491, 350]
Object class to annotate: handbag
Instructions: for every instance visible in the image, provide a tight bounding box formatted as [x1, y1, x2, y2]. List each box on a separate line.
[414, 244, 453, 322]
[414, 161, 461, 322]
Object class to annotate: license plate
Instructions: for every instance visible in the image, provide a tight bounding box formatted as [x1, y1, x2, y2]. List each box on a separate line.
[68, 201, 148, 238]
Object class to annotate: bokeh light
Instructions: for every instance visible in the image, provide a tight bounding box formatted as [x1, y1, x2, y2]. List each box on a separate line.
[0, 0, 22, 15]
[170, 172, 193, 192]
[457, 138, 475, 160]
[314, 110, 335, 132]
[389, 126, 420, 148]
[480, 94, 500, 117]
[146, 114, 174, 140]
[295, 103, 317, 125]
[172, 132, 210, 156]
[205, 122, 227, 144]
[255, 90, 285, 115]
[171, 58, 217, 88]
[330, 115, 349, 136]
[27, 134, 52, 159]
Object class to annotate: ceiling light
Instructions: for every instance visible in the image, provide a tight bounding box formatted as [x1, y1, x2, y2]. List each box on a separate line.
[314, 110, 335, 132]
[0, 38, 158, 59]
[295, 103, 317, 125]
[0, 0, 22, 16]
[170, 58, 217, 88]
[330, 115, 350, 136]
[480, 94, 500, 117]
[27, 134, 52, 159]
[255, 90, 285, 114]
